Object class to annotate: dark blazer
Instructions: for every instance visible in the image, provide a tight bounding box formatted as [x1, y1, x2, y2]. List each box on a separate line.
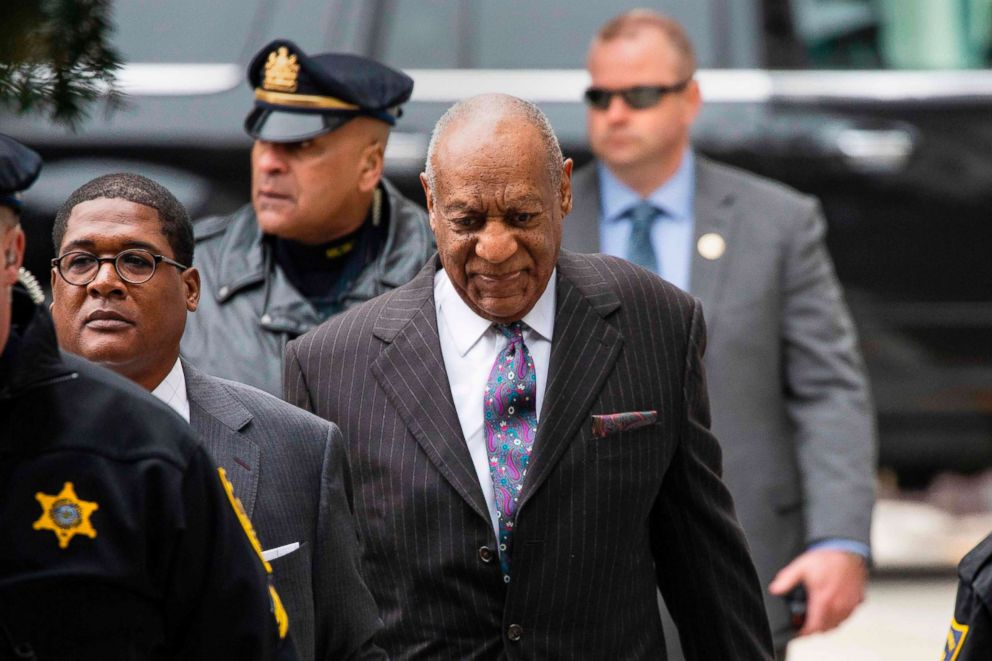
[183, 362, 384, 661]
[284, 252, 774, 660]
[565, 157, 876, 645]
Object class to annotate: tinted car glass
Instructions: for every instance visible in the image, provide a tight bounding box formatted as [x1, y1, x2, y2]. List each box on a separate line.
[374, 0, 760, 69]
[112, 0, 261, 61]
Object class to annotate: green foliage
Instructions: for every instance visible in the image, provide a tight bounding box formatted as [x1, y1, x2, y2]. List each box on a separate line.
[0, 0, 124, 128]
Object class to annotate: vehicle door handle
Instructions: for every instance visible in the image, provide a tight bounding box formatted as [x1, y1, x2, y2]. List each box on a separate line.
[835, 126, 916, 173]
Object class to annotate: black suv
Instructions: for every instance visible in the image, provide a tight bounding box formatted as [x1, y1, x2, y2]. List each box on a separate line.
[5, 0, 992, 484]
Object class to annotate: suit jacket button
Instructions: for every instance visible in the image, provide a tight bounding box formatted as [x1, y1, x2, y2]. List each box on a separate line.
[479, 546, 495, 563]
[507, 624, 523, 642]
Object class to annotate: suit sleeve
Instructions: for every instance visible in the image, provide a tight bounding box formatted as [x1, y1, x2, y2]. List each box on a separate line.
[166, 443, 299, 661]
[780, 201, 876, 546]
[312, 422, 386, 660]
[651, 300, 774, 660]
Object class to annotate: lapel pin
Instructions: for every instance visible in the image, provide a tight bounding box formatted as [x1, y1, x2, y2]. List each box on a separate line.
[697, 232, 726, 260]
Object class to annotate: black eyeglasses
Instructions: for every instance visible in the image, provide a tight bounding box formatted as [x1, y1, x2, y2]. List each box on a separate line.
[52, 249, 189, 286]
[584, 79, 692, 110]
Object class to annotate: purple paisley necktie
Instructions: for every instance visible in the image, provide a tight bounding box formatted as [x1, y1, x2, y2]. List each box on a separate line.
[484, 321, 538, 582]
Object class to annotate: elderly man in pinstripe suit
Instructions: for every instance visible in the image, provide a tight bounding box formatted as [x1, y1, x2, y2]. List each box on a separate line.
[285, 94, 773, 660]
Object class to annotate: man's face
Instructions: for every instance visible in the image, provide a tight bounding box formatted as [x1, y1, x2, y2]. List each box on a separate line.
[251, 117, 385, 244]
[586, 29, 701, 176]
[422, 118, 572, 324]
[50, 198, 199, 389]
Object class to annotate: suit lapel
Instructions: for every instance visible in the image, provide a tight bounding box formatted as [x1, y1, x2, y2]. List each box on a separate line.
[369, 260, 491, 524]
[183, 361, 262, 518]
[518, 252, 623, 512]
[561, 161, 602, 254]
[689, 156, 737, 331]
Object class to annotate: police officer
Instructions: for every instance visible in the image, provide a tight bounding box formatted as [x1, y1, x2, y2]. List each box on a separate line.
[0, 134, 297, 660]
[181, 40, 434, 396]
[941, 532, 992, 660]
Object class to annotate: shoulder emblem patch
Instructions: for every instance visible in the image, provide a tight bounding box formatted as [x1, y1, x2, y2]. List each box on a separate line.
[33, 482, 99, 549]
[217, 467, 289, 639]
[942, 617, 969, 661]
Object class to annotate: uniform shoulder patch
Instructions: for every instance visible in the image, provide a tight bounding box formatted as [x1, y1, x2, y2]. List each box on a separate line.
[943, 617, 969, 661]
[33, 482, 99, 549]
[216, 467, 289, 639]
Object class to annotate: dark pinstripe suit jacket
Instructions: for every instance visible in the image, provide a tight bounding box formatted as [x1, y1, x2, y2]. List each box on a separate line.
[284, 251, 774, 660]
[182, 362, 384, 661]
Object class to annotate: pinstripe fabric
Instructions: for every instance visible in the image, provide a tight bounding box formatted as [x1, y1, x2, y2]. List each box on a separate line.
[183, 363, 384, 661]
[285, 251, 774, 660]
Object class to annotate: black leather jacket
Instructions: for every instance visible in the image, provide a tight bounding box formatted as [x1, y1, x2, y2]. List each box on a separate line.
[0, 288, 297, 660]
[181, 178, 433, 396]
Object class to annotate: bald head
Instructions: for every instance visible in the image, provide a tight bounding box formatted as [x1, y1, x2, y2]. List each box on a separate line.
[419, 93, 572, 324]
[423, 94, 564, 195]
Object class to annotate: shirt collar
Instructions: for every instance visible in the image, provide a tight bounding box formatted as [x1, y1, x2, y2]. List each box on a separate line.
[598, 149, 695, 224]
[434, 268, 557, 357]
[150, 357, 190, 423]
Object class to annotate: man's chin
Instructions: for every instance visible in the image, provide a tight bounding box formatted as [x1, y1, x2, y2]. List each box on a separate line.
[471, 296, 534, 324]
[254, 206, 298, 235]
[73, 339, 137, 370]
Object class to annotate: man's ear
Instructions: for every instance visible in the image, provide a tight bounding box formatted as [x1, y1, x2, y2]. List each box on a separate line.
[183, 267, 201, 312]
[419, 172, 437, 232]
[559, 158, 574, 217]
[357, 140, 386, 194]
[0, 225, 24, 288]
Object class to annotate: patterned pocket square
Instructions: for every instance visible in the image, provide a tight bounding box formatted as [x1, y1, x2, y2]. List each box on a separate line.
[591, 410, 658, 438]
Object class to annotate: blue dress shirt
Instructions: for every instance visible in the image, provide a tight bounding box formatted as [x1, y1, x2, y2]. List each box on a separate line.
[595, 148, 869, 563]
[597, 150, 695, 291]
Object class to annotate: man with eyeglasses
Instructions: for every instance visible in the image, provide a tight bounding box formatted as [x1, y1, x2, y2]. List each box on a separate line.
[48, 172, 384, 661]
[1, 145, 297, 658]
[564, 10, 876, 660]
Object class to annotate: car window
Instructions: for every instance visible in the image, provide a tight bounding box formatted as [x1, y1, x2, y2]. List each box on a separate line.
[372, 0, 761, 69]
[112, 0, 262, 62]
[785, 0, 992, 69]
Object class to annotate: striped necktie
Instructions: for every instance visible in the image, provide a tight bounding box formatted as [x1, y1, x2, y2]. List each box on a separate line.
[626, 200, 662, 273]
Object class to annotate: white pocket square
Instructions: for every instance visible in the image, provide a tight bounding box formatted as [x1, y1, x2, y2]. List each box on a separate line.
[262, 542, 301, 561]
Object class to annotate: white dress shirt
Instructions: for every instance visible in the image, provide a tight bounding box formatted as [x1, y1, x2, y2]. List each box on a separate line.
[434, 268, 556, 537]
[150, 357, 190, 423]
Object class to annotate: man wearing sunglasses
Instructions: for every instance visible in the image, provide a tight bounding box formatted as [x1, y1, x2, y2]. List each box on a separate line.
[48, 173, 384, 661]
[565, 10, 876, 660]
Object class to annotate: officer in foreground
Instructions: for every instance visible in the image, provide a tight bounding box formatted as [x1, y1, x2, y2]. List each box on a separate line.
[182, 40, 434, 396]
[0, 134, 296, 659]
[941, 532, 992, 660]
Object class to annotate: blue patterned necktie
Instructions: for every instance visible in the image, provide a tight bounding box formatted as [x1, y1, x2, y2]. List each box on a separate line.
[626, 200, 662, 273]
[483, 321, 538, 582]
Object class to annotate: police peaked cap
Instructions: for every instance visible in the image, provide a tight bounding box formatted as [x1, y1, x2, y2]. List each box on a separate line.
[244, 39, 414, 142]
[0, 134, 42, 211]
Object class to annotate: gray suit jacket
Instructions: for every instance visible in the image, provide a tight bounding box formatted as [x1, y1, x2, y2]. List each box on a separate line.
[183, 362, 384, 661]
[285, 252, 774, 660]
[565, 157, 877, 644]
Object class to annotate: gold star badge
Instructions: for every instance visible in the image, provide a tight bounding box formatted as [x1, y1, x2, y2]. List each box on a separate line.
[33, 482, 99, 549]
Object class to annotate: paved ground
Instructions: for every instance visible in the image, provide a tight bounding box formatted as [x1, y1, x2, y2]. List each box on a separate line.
[788, 575, 959, 660]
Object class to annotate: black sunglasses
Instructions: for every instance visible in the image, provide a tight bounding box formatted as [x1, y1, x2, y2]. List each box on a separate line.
[584, 79, 692, 110]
